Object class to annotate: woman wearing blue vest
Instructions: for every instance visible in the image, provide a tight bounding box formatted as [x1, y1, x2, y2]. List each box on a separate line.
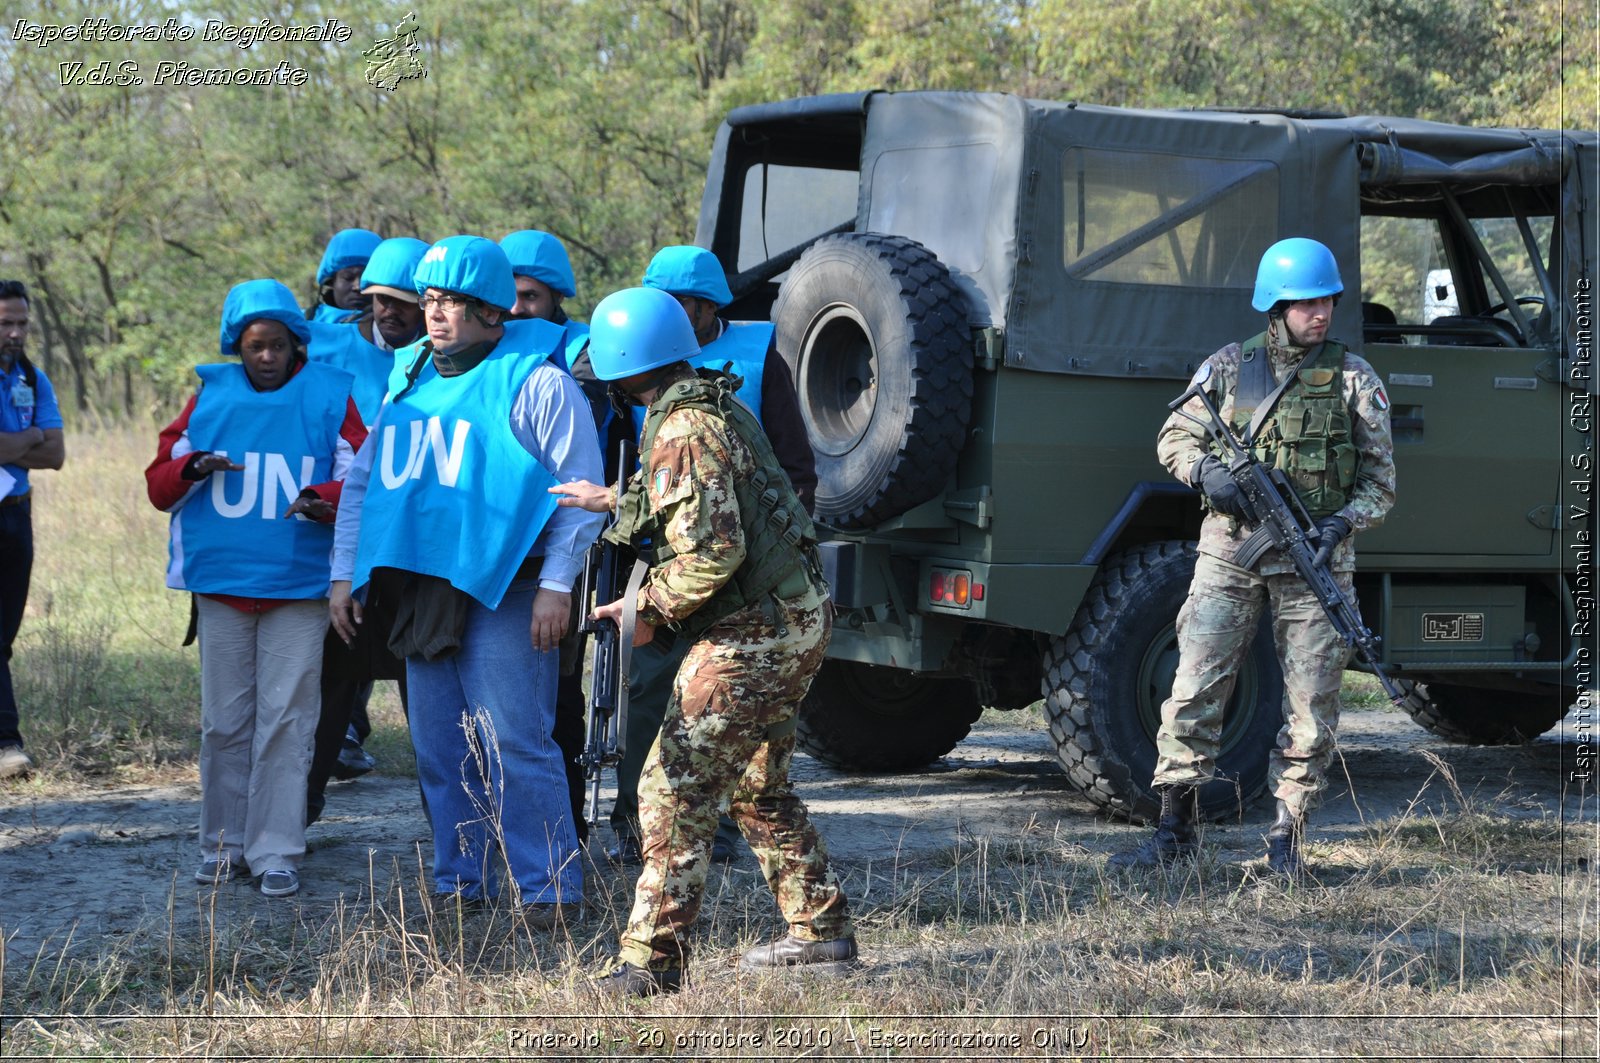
[308, 227, 383, 324]
[328, 236, 604, 924]
[146, 279, 367, 898]
[307, 236, 431, 427]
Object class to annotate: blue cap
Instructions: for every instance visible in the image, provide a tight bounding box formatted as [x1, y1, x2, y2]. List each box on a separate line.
[220, 279, 312, 355]
[316, 228, 384, 285]
[641, 245, 733, 308]
[587, 287, 701, 381]
[360, 237, 431, 301]
[499, 230, 577, 298]
[412, 235, 517, 311]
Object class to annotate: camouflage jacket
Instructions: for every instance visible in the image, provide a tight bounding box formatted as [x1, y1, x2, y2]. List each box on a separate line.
[623, 402, 757, 630]
[1156, 338, 1396, 574]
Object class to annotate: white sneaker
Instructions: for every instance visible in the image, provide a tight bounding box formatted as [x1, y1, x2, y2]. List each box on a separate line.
[259, 869, 300, 897]
[194, 854, 244, 884]
[0, 745, 34, 779]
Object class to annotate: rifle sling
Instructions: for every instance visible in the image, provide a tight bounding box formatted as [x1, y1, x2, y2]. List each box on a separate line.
[612, 558, 650, 761]
[1241, 344, 1321, 446]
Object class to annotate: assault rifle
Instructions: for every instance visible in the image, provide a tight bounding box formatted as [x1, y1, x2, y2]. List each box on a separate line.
[1169, 380, 1407, 707]
[578, 440, 645, 825]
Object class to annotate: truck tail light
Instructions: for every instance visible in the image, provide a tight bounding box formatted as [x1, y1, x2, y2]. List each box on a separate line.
[929, 567, 981, 608]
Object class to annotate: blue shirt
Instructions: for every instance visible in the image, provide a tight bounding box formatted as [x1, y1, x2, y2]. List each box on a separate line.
[0, 360, 64, 498]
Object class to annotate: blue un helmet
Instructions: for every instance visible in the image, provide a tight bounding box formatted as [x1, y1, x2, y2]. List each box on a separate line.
[1252, 237, 1344, 312]
[587, 287, 701, 381]
[360, 237, 431, 301]
[220, 279, 312, 355]
[316, 228, 384, 285]
[641, 245, 733, 308]
[499, 230, 577, 298]
[412, 235, 517, 311]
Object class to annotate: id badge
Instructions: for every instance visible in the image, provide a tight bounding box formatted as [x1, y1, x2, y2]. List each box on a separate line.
[10, 383, 33, 409]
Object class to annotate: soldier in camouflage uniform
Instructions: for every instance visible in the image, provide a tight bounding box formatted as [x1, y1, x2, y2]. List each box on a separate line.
[552, 286, 854, 996]
[1109, 238, 1395, 877]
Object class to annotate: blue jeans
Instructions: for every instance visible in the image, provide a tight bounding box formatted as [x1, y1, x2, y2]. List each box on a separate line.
[0, 498, 34, 749]
[405, 584, 581, 902]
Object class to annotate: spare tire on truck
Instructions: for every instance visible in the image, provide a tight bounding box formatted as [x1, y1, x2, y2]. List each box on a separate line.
[773, 233, 973, 529]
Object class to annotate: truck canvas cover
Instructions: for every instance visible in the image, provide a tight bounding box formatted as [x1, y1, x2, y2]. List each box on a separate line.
[843, 94, 1595, 380]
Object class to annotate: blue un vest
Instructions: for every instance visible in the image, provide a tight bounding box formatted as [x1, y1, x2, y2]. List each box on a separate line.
[307, 320, 393, 426]
[561, 319, 591, 373]
[631, 319, 769, 440]
[169, 361, 353, 599]
[353, 320, 565, 609]
[311, 302, 359, 325]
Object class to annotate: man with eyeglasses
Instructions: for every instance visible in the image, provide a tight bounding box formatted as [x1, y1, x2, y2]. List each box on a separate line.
[328, 237, 603, 921]
[600, 246, 817, 867]
[0, 280, 66, 779]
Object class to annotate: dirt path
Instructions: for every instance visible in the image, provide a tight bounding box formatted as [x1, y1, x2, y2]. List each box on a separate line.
[1, 709, 1591, 966]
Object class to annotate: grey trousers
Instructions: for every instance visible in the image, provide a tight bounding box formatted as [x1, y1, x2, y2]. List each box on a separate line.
[196, 597, 324, 874]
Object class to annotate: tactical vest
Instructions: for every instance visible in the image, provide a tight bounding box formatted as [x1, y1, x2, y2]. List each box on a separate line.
[609, 370, 819, 639]
[1225, 335, 1357, 517]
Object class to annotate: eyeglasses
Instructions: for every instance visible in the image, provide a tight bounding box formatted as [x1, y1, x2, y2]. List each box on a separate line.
[419, 292, 472, 312]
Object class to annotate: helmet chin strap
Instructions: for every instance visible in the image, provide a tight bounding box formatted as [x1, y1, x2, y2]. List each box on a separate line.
[613, 362, 691, 407]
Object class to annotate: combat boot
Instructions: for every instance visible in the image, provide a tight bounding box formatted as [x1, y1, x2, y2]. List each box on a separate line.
[1107, 785, 1198, 870]
[590, 959, 682, 997]
[739, 933, 858, 973]
[1264, 800, 1305, 879]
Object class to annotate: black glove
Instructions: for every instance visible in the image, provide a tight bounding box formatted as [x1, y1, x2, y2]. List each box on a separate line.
[1311, 515, 1352, 567]
[1190, 455, 1255, 521]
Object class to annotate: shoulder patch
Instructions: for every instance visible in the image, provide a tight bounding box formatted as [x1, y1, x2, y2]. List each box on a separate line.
[653, 466, 672, 497]
[1372, 384, 1390, 411]
[1189, 363, 1213, 390]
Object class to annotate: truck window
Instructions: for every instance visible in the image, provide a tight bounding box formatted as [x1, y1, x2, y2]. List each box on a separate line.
[1061, 148, 1279, 289]
[1361, 215, 1451, 323]
[1360, 210, 1554, 347]
[737, 163, 858, 273]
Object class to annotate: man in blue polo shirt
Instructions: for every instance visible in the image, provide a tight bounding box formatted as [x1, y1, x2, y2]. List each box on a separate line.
[0, 280, 66, 779]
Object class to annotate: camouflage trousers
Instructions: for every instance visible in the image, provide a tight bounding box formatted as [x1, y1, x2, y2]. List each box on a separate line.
[1152, 552, 1354, 819]
[618, 583, 853, 971]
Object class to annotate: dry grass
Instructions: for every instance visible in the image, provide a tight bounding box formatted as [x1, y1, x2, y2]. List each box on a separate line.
[1, 427, 1596, 1060]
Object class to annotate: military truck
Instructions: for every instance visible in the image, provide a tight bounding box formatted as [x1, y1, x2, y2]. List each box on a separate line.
[693, 91, 1596, 821]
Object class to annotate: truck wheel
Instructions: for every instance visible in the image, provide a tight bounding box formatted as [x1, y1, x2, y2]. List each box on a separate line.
[1043, 541, 1285, 823]
[773, 233, 972, 529]
[1398, 681, 1570, 744]
[796, 659, 983, 771]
